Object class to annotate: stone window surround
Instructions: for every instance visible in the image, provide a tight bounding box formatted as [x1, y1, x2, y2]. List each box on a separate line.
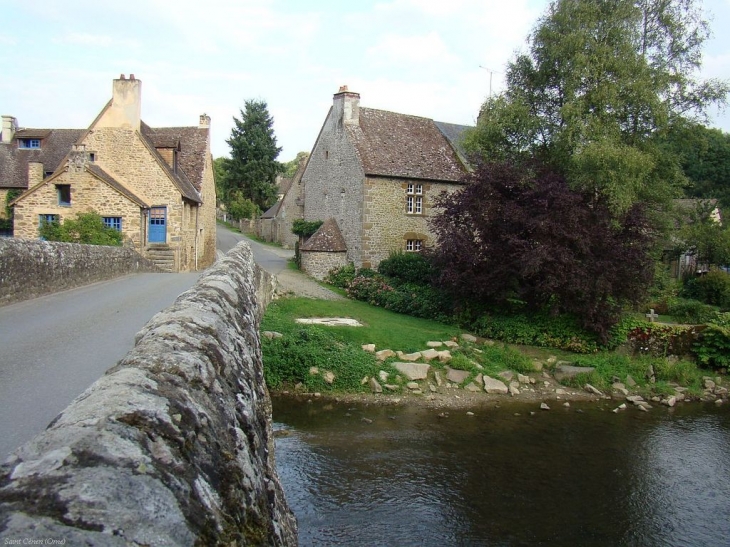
[405, 239, 423, 252]
[406, 183, 423, 215]
[56, 184, 71, 206]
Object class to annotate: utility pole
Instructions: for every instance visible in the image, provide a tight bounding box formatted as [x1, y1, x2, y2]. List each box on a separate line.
[479, 66, 498, 97]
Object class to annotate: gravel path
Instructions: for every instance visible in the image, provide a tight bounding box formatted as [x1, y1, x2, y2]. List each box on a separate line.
[275, 268, 345, 301]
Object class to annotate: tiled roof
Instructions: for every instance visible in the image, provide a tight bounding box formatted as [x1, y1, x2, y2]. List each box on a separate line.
[300, 218, 347, 252]
[0, 129, 84, 189]
[142, 123, 209, 193]
[261, 200, 282, 219]
[346, 108, 470, 182]
[138, 125, 202, 203]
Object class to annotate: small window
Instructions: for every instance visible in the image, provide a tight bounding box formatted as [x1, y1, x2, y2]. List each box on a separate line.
[56, 184, 71, 206]
[103, 217, 122, 231]
[406, 183, 423, 214]
[89, 152, 96, 162]
[39, 214, 59, 227]
[406, 239, 423, 252]
[19, 138, 41, 149]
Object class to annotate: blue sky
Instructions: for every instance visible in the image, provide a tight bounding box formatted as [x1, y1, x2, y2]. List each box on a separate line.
[2, 0, 729, 161]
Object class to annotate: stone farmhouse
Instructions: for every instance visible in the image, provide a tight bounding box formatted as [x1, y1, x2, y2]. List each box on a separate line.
[3, 75, 216, 272]
[288, 86, 471, 279]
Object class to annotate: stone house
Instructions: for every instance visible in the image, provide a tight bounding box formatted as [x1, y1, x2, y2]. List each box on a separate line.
[0, 118, 83, 222]
[8, 75, 216, 271]
[297, 86, 471, 278]
[257, 158, 306, 249]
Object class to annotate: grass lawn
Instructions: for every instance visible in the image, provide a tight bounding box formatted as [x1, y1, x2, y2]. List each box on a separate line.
[261, 296, 461, 353]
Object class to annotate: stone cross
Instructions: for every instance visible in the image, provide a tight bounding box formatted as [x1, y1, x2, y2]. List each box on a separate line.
[645, 309, 659, 322]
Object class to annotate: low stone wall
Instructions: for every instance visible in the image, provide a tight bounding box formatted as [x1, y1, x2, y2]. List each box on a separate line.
[0, 242, 297, 545]
[301, 250, 347, 281]
[0, 238, 159, 307]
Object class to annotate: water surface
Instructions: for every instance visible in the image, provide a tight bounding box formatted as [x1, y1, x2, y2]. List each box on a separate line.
[273, 397, 730, 546]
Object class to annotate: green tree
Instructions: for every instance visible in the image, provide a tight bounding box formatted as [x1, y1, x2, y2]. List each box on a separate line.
[225, 100, 283, 211]
[281, 152, 309, 178]
[39, 212, 123, 246]
[468, 0, 728, 217]
[212, 156, 230, 202]
[663, 122, 730, 209]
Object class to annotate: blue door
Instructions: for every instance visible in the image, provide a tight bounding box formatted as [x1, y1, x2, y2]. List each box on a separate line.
[149, 207, 166, 243]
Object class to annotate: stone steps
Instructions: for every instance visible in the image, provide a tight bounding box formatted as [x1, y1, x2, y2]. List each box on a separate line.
[146, 245, 175, 272]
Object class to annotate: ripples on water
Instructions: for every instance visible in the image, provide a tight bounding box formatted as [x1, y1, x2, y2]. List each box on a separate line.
[273, 398, 730, 547]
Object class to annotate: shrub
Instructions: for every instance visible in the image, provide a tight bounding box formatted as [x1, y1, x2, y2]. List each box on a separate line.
[227, 191, 261, 220]
[626, 324, 703, 357]
[325, 264, 357, 289]
[470, 312, 600, 353]
[682, 270, 730, 309]
[291, 219, 323, 238]
[666, 298, 719, 324]
[693, 312, 730, 368]
[39, 212, 122, 246]
[377, 251, 434, 284]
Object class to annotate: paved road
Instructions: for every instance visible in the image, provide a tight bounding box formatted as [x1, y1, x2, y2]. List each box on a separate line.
[216, 224, 294, 274]
[0, 272, 201, 459]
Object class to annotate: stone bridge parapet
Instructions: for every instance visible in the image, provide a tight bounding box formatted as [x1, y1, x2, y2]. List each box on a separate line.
[0, 242, 297, 545]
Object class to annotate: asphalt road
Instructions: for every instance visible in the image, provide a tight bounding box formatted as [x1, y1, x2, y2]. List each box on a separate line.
[0, 225, 295, 459]
[216, 224, 293, 274]
[0, 270, 202, 459]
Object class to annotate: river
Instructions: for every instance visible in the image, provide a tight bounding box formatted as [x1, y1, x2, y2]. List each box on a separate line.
[272, 396, 730, 546]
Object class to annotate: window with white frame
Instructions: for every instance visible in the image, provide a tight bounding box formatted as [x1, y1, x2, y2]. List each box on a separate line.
[405, 239, 423, 252]
[406, 183, 423, 214]
[103, 216, 122, 231]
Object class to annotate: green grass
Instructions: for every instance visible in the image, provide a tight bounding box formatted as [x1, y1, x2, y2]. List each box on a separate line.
[261, 295, 711, 397]
[262, 297, 460, 353]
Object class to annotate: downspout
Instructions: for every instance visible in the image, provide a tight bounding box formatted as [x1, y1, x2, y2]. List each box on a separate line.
[195, 202, 200, 271]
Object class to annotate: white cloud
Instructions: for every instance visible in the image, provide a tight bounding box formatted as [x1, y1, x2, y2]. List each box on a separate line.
[366, 32, 458, 67]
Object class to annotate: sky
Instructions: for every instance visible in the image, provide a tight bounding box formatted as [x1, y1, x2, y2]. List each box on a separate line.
[2, 0, 730, 161]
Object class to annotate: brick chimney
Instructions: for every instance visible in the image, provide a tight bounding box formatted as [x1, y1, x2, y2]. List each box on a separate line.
[333, 85, 360, 125]
[109, 74, 141, 130]
[199, 113, 211, 129]
[1, 115, 17, 143]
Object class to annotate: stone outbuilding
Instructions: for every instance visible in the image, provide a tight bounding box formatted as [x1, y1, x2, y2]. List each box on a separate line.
[298, 86, 471, 272]
[7, 75, 216, 272]
[300, 218, 348, 280]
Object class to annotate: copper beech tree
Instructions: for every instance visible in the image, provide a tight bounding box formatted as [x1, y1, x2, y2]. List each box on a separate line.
[428, 161, 656, 341]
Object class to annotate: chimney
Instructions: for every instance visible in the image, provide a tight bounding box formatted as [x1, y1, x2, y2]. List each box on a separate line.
[1, 115, 17, 143]
[27, 161, 44, 185]
[110, 74, 142, 130]
[333, 85, 360, 125]
[199, 113, 211, 129]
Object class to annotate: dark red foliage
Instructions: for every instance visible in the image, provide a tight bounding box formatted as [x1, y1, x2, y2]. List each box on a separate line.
[428, 161, 656, 341]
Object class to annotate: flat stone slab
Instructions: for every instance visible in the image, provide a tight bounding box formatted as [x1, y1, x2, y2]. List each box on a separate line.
[483, 375, 508, 394]
[296, 317, 363, 327]
[394, 362, 430, 381]
[446, 368, 470, 384]
[420, 349, 440, 361]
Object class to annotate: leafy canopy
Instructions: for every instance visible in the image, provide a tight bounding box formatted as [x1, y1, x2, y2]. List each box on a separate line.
[39, 212, 123, 246]
[467, 0, 728, 216]
[223, 99, 282, 211]
[429, 161, 656, 341]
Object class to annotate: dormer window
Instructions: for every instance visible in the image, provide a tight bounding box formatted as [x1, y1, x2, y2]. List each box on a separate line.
[19, 138, 41, 149]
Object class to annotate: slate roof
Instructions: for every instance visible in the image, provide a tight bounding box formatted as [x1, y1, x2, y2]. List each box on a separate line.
[261, 200, 282, 219]
[300, 218, 347, 252]
[0, 129, 84, 189]
[346, 108, 470, 182]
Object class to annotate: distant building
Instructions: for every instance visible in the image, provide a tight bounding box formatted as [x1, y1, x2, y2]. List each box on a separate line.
[291, 86, 471, 278]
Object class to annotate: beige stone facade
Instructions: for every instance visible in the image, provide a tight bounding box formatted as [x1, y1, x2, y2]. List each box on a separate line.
[300, 250, 347, 281]
[9, 75, 216, 272]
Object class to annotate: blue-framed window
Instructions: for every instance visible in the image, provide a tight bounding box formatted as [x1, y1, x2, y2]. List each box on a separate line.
[38, 214, 59, 227]
[103, 216, 122, 231]
[56, 184, 71, 206]
[19, 138, 41, 149]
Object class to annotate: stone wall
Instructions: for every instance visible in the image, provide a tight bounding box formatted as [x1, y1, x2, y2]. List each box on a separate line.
[300, 249, 347, 281]
[301, 104, 366, 266]
[0, 238, 160, 307]
[0, 242, 296, 545]
[361, 176, 462, 268]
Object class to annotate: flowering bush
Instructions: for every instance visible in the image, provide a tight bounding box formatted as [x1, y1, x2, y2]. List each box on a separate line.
[626, 324, 703, 356]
